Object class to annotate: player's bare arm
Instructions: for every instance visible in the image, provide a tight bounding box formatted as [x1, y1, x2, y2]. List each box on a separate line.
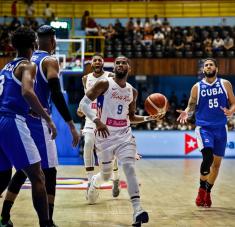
[177, 83, 198, 123]
[44, 57, 79, 146]
[19, 61, 57, 139]
[80, 79, 110, 138]
[129, 88, 162, 124]
[221, 80, 235, 116]
[76, 75, 87, 117]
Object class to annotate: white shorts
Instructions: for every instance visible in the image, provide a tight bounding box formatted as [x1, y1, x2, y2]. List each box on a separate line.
[95, 127, 136, 164]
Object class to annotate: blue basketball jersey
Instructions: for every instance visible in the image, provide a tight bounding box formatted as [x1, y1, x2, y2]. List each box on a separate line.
[196, 77, 228, 127]
[31, 50, 51, 113]
[0, 57, 30, 117]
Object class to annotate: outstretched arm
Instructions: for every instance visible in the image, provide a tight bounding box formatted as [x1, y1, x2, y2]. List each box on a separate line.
[129, 88, 164, 124]
[177, 83, 198, 124]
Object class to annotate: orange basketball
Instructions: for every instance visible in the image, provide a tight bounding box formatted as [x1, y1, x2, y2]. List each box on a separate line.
[144, 93, 168, 115]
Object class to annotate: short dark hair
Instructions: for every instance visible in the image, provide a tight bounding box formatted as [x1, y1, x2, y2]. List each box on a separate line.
[203, 58, 218, 67]
[92, 53, 103, 59]
[115, 55, 130, 64]
[37, 25, 56, 37]
[11, 26, 36, 50]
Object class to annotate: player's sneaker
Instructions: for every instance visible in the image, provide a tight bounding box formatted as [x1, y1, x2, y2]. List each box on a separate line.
[204, 192, 212, 208]
[87, 176, 99, 204]
[0, 218, 13, 227]
[195, 188, 206, 206]
[112, 179, 120, 198]
[132, 208, 149, 227]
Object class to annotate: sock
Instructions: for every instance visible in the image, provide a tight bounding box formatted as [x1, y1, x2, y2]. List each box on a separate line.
[206, 182, 214, 193]
[1, 200, 13, 223]
[112, 168, 119, 181]
[48, 203, 54, 223]
[200, 179, 206, 190]
[87, 171, 94, 183]
[131, 196, 141, 212]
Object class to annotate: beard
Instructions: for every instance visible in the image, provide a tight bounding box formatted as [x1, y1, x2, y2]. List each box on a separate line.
[92, 66, 102, 74]
[204, 69, 216, 78]
[115, 69, 128, 79]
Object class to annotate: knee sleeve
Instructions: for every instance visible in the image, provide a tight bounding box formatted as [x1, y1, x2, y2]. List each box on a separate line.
[100, 162, 113, 181]
[0, 169, 12, 195]
[122, 162, 139, 199]
[8, 170, 27, 194]
[200, 147, 214, 176]
[84, 133, 95, 167]
[43, 167, 57, 196]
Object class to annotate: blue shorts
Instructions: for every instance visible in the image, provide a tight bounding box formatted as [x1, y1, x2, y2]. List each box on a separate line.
[195, 125, 227, 157]
[26, 115, 58, 169]
[0, 115, 41, 171]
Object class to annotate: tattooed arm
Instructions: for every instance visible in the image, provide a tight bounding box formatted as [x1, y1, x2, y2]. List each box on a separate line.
[177, 84, 198, 124]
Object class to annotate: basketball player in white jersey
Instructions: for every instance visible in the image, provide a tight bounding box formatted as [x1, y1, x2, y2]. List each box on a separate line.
[79, 56, 161, 226]
[77, 53, 121, 198]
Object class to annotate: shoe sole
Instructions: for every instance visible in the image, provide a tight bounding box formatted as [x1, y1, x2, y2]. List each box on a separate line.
[132, 211, 149, 226]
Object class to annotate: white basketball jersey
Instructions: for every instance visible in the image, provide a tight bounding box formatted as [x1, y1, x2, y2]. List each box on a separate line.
[97, 77, 133, 132]
[84, 71, 110, 127]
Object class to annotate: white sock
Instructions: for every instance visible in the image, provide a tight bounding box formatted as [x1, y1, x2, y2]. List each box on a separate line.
[87, 171, 94, 183]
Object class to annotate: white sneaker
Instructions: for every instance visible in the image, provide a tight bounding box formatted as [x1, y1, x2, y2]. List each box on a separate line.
[87, 176, 99, 204]
[132, 208, 149, 226]
[112, 179, 120, 198]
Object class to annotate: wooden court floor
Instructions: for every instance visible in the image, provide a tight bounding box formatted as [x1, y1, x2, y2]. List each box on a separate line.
[1, 159, 235, 227]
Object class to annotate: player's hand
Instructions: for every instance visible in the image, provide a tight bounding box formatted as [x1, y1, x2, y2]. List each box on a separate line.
[67, 121, 80, 147]
[220, 106, 233, 117]
[145, 112, 165, 121]
[176, 110, 188, 124]
[135, 153, 142, 160]
[47, 119, 57, 140]
[76, 106, 84, 117]
[94, 118, 110, 138]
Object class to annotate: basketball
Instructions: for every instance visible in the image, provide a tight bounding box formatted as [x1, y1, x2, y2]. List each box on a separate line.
[144, 93, 168, 115]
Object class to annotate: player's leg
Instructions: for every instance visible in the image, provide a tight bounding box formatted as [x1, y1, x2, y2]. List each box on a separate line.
[28, 117, 59, 226]
[112, 158, 120, 198]
[117, 137, 149, 226]
[204, 126, 227, 207]
[0, 148, 13, 227]
[195, 126, 214, 206]
[87, 145, 114, 204]
[0, 117, 50, 227]
[83, 131, 96, 183]
[1, 170, 27, 226]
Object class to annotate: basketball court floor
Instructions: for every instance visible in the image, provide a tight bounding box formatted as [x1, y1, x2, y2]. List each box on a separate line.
[1, 159, 235, 227]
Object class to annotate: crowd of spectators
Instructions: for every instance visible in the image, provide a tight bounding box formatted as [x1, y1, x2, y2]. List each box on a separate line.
[98, 16, 235, 58]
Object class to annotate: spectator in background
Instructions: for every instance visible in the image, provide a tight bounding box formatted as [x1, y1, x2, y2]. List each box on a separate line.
[212, 35, 224, 52]
[203, 35, 212, 53]
[105, 24, 116, 40]
[10, 16, 21, 31]
[25, 2, 35, 19]
[151, 15, 161, 32]
[114, 19, 125, 41]
[153, 28, 165, 45]
[223, 34, 234, 50]
[43, 3, 55, 24]
[11, 0, 17, 17]
[161, 17, 171, 35]
[81, 10, 90, 30]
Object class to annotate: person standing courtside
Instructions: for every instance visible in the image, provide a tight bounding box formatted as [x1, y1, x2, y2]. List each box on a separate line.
[77, 53, 120, 198]
[177, 58, 235, 207]
[0, 27, 57, 227]
[79, 56, 162, 226]
[0, 25, 79, 227]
